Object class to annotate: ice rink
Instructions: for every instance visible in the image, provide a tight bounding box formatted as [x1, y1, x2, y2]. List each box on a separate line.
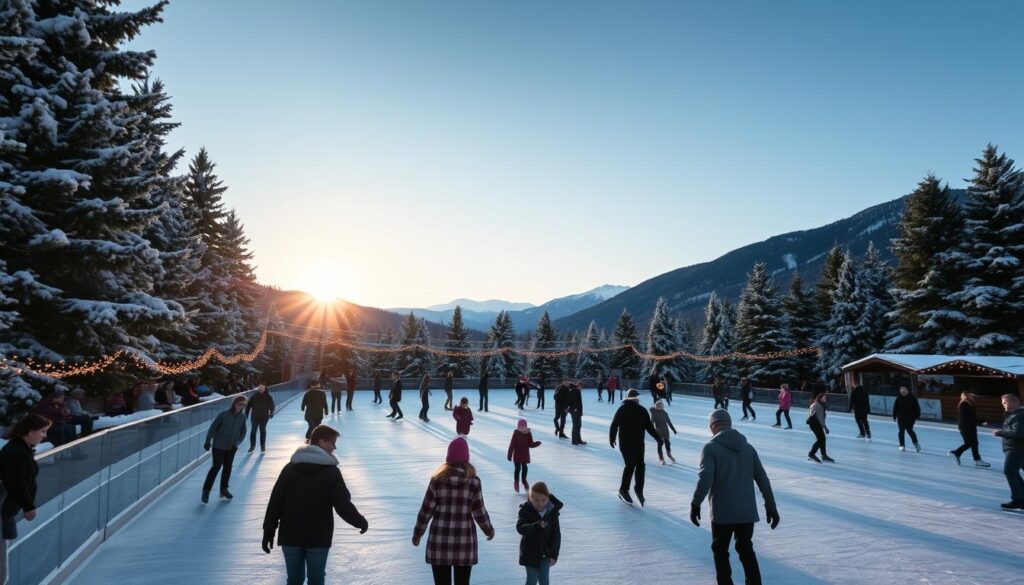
[69, 390, 1023, 585]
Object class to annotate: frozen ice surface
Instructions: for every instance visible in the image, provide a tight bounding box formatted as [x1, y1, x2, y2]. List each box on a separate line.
[69, 391, 1023, 585]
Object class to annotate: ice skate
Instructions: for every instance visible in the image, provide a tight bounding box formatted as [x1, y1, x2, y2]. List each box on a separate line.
[948, 451, 961, 466]
[618, 490, 633, 506]
[975, 459, 991, 468]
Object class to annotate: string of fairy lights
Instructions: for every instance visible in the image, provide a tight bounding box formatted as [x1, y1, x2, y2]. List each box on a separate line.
[0, 327, 818, 380]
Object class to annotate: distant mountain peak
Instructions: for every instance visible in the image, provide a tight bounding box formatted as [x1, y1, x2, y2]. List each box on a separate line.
[422, 298, 535, 313]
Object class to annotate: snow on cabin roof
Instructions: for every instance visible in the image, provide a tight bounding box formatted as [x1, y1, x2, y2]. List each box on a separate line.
[842, 353, 1024, 377]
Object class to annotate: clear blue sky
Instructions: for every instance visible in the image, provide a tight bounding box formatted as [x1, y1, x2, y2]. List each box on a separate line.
[123, 0, 1024, 308]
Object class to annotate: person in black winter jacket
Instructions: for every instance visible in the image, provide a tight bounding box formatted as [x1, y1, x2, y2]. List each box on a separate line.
[536, 374, 547, 410]
[345, 370, 357, 411]
[739, 377, 755, 421]
[553, 381, 570, 438]
[328, 369, 342, 414]
[892, 386, 921, 452]
[517, 481, 562, 585]
[372, 371, 383, 404]
[0, 414, 50, 541]
[949, 392, 990, 467]
[387, 372, 404, 420]
[301, 385, 329, 440]
[203, 396, 248, 503]
[568, 382, 586, 445]
[263, 425, 368, 585]
[993, 394, 1024, 509]
[848, 385, 871, 440]
[246, 385, 275, 453]
[609, 389, 662, 506]
[478, 370, 490, 412]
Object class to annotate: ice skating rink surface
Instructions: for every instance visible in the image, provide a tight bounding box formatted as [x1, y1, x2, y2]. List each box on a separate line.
[69, 390, 1022, 585]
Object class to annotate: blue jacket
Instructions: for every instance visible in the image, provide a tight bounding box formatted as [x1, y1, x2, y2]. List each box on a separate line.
[205, 407, 247, 451]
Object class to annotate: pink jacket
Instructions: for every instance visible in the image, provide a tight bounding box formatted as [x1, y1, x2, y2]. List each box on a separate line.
[453, 406, 473, 435]
[507, 429, 541, 463]
[778, 389, 792, 410]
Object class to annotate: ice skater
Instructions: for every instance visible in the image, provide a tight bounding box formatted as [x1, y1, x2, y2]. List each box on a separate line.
[607, 374, 618, 404]
[517, 481, 562, 585]
[690, 409, 779, 585]
[302, 382, 329, 441]
[568, 381, 586, 446]
[388, 372, 404, 420]
[478, 369, 490, 412]
[372, 370, 383, 404]
[261, 425, 368, 585]
[536, 374, 547, 410]
[739, 377, 755, 421]
[328, 369, 342, 414]
[771, 384, 792, 430]
[713, 376, 729, 410]
[650, 399, 677, 464]
[508, 418, 542, 493]
[444, 370, 455, 411]
[246, 384, 275, 454]
[848, 384, 871, 440]
[515, 376, 531, 410]
[893, 386, 921, 453]
[993, 393, 1024, 510]
[597, 376, 606, 402]
[553, 380, 570, 438]
[806, 393, 833, 463]
[412, 436, 495, 585]
[345, 370, 357, 411]
[202, 395, 247, 503]
[609, 389, 662, 506]
[663, 373, 673, 405]
[948, 392, 990, 467]
[419, 374, 433, 422]
[454, 397, 474, 436]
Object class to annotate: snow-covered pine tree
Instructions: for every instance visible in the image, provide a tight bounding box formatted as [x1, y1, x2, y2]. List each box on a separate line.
[485, 311, 521, 379]
[673, 318, 697, 383]
[414, 317, 435, 376]
[817, 252, 873, 382]
[575, 321, 607, 380]
[439, 306, 474, 377]
[733, 263, 795, 384]
[641, 297, 683, 381]
[259, 304, 292, 384]
[782, 273, 818, 382]
[814, 243, 845, 336]
[561, 332, 580, 379]
[394, 313, 431, 377]
[858, 242, 893, 354]
[371, 326, 395, 375]
[948, 145, 1024, 354]
[610, 308, 642, 380]
[528, 311, 562, 382]
[220, 209, 262, 373]
[705, 299, 738, 381]
[886, 174, 965, 353]
[0, 0, 188, 411]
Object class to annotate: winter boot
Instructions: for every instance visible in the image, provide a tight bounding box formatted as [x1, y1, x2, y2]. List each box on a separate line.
[248, 446, 255, 454]
[948, 451, 961, 466]
[201, 490, 210, 504]
[975, 459, 991, 468]
[514, 481, 520, 493]
[220, 489, 233, 500]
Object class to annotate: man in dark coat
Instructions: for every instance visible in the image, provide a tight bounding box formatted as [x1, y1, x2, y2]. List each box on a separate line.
[387, 372, 404, 420]
[345, 370, 357, 411]
[552, 380, 570, 438]
[994, 394, 1024, 510]
[515, 376, 530, 410]
[848, 384, 871, 440]
[568, 382, 586, 446]
[647, 373, 663, 403]
[892, 386, 921, 452]
[301, 385, 329, 441]
[263, 425, 368, 585]
[372, 371, 383, 404]
[246, 385, 275, 453]
[203, 396, 248, 502]
[609, 389, 661, 506]
[478, 369, 490, 412]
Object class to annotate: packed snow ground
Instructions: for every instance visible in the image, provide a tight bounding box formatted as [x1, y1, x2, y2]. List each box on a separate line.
[69, 390, 1022, 585]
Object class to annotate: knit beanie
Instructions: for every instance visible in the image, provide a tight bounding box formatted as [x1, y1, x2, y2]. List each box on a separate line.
[446, 436, 470, 464]
[517, 418, 528, 429]
[626, 389, 640, 398]
[709, 408, 732, 426]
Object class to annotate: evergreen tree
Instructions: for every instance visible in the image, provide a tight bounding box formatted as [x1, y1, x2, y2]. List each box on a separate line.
[887, 174, 965, 353]
[485, 311, 521, 379]
[782, 273, 818, 382]
[220, 209, 262, 372]
[706, 299, 738, 381]
[529, 311, 562, 381]
[814, 243, 845, 335]
[438, 306, 474, 376]
[733, 263, 794, 384]
[560, 332, 580, 379]
[394, 313, 431, 376]
[414, 317, 435, 375]
[610, 308, 642, 380]
[948, 145, 1024, 354]
[673, 318, 697, 382]
[817, 252, 873, 382]
[371, 326, 395, 375]
[641, 297, 683, 381]
[260, 305, 292, 384]
[575, 321, 607, 380]
[859, 242, 893, 354]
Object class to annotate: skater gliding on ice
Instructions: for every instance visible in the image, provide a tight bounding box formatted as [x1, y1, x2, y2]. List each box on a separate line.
[478, 369, 490, 412]
[994, 394, 1024, 510]
[454, 397, 474, 435]
[739, 377, 754, 421]
[713, 376, 729, 410]
[609, 389, 662, 506]
[301, 382, 329, 441]
[848, 384, 871, 440]
[444, 370, 455, 411]
[372, 370, 383, 404]
[246, 384, 275, 454]
[202, 395, 247, 503]
[771, 384, 792, 430]
[892, 386, 921, 453]
[948, 392, 990, 467]
[650, 400, 677, 464]
[419, 374, 432, 422]
[388, 372, 404, 420]
[806, 393, 833, 463]
[568, 381, 586, 445]
[508, 418, 542, 493]
[690, 409, 779, 585]
[553, 380, 570, 439]
[517, 482, 562, 585]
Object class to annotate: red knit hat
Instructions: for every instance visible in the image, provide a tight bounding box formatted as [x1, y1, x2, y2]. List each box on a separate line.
[517, 418, 528, 429]
[446, 436, 470, 463]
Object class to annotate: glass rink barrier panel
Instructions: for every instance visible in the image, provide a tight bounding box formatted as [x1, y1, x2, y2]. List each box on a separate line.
[5, 377, 308, 585]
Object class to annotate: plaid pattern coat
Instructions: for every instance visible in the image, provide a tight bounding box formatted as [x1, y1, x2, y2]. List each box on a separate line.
[413, 467, 494, 566]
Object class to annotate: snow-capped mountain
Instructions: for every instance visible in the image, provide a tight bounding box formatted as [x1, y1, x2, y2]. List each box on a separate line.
[423, 298, 535, 313]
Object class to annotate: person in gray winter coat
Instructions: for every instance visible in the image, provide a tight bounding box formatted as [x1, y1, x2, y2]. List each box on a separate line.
[202, 395, 248, 503]
[994, 394, 1024, 510]
[649, 400, 677, 464]
[691, 409, 779, 585]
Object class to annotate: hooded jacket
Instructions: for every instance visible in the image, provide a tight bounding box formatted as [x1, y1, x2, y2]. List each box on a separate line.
[507, 428, 541, 463]
[691, 427, 777, 524]
[609, 398, 660, 451]
[301, 389, 329, 421]
[205, 406, 247, 450]
[996, 407, 1024, 453]
[516, 494, 563, 568]
[263, 445, 367, 548]
[453, 405, 474, 435]
[778, 388, 792, 410]
[892, 393, 921, 423]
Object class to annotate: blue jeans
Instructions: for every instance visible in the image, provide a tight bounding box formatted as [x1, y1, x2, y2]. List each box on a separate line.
[282, 546, 329, 585]
[525, 559, 550, 585]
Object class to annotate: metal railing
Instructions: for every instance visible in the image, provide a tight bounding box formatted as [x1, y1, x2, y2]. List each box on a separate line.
[6, 376, 309, 585]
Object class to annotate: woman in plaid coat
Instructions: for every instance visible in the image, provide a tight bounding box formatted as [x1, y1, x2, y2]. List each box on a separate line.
[413, 436, 495, 585]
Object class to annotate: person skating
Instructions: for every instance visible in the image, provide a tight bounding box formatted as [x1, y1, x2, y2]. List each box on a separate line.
[771, 384, 792, 429]
[650, 399, 678, 464]
[515, 376, 531, 410]
[345, 370, 357, 411]
[739, 377, 755, 421]
[328, 369, 342, 414]
[301, 383, 329, 441]
[597, 376, 606, 402]
[419, 374, 433, 422]
[454, 398, 474, 436]
[388, 372, 404, 420]
[893, 386, 921, 453]
[246, 384, 275, 454]
[517, 482, 562, 585]
[993, 394, 1024, 510]
[536, 374, 547, 410]
[372, 370, 383, 404]
[948, 392, 990, 467]
[478, 369, 490, 412]
[508, 418, 542, 493]
[646, 372, 662, 403]
[806, 393, 833, 463]
[444, 371, 455, 411]
[568, 381, 586, 446]
[202, 395, 248, 503]
[713, 376, 729, 410]
[412, 436, 495, 585]
[552, 380, 570, 439]
[609, 389, 662, 506]
[607, 374, 618, 404]
[690, 409, 779, 585]
[663, 374, 673, 406]
[262, 424, 368, 585]
[848, 384, 871, 440]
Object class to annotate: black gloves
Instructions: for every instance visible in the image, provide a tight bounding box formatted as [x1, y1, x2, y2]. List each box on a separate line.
[358, 518, 369, 534]
[766, 508, 780, 529]
[690, 503, 701, 527]
[203, 441, 211, 451]
[262, 532, 274, 553]
[609, 440, 616, 449]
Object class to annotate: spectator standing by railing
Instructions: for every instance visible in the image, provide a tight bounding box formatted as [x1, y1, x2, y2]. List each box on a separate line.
[34, 392, 74, 445]
[65, 388, 94, 437]
[0, 414, 52, 585]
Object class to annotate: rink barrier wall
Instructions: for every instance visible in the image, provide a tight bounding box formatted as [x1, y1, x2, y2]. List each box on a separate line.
[6, 375, 310, 585]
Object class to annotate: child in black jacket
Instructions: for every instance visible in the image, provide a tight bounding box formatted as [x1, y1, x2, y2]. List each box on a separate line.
[517, 481, 562, 585]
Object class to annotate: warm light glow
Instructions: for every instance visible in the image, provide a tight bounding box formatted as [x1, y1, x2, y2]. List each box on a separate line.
[297, 267, 358, 304]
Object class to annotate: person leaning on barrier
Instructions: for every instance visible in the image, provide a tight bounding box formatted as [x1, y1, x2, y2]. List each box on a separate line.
[0, 415, 51, 536]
